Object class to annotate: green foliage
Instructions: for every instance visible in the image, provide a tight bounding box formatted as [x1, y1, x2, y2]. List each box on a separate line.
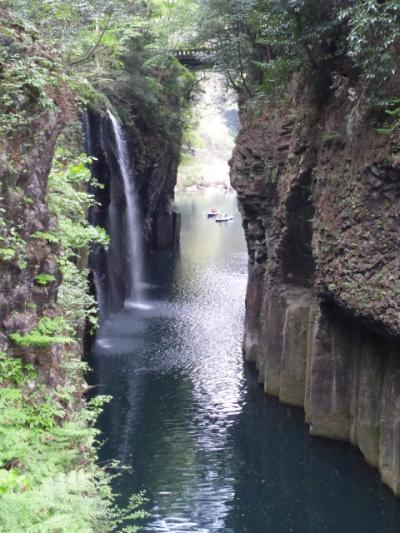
[0, 247, 15, 261]
[46, 148, 108, 254]
[8, 0, 196, 113]
[144, 56, 197, 135]
[0, 116, 141, 528]
[342, 1, 400, 87]
[10, 0, 143, 71]
[195, 0, 256, 95]
[34, 273, 56, 286]
[196, 0, 400, 102]
[32, 231, 59, 244]
[0, 42, 60, 135]
[10, 332, 72, 349]
[5, 0, 198, 153]
[42, 143, 108, 332]
[0, 209, 27, 270]
[146, 0, 200, 50]
[66, 77, 111, 110]
[10, 316, 74, 349]
[58, 258, 99, 332]
[0, 352, 35, 386]
[375, 97, 400, 135]
[0, 355, 146, 532]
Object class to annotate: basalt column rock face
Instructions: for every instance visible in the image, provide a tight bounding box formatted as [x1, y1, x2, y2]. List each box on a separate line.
[230, 78, 400, 494]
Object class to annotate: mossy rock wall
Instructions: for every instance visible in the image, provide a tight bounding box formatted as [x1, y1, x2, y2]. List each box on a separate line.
[231, 76, 400, 494]
[0, 11, 74, 381]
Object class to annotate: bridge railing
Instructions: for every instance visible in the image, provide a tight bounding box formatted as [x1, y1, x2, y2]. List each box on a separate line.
[172, 47, 214, 57]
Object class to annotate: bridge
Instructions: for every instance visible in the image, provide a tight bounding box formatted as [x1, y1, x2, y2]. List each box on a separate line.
[173, 48, 214, 67]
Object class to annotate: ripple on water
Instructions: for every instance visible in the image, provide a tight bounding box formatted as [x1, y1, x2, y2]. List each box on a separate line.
[91, 192, 400, 533]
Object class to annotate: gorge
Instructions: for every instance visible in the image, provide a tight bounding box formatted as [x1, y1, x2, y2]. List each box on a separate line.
[1, 1, 400, 532]
[86, 73, 400, 530]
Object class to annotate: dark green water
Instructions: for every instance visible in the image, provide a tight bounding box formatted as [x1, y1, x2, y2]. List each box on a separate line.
[90, 191, 400, 532]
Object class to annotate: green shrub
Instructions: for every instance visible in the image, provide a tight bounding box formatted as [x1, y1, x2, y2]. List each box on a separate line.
[0, 354, 146, 532]
[10, 332, 73, 349]
[34, 274, 56, 286]
[10, 316, 75, 349]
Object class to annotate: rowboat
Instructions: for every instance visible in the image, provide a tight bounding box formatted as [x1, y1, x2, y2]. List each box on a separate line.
[215, 214, 233, 222]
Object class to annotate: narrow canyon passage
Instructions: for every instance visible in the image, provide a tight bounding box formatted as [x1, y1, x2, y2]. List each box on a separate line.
[3, 4, 400, 532]
[90, 192, 400, 533]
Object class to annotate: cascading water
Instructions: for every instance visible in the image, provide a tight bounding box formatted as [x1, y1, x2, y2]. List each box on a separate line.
[106, 110, 144, 306]
[83, 110, 92, 155]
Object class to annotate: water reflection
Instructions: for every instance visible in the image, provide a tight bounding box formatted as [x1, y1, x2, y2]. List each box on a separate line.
[90, 191, 400, 533]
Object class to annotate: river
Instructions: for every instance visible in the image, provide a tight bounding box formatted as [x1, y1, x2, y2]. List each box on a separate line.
[90, 191, 400, 533]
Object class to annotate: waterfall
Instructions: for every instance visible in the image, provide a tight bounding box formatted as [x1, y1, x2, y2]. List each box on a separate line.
[83, 110, 92, 156]
[85, 109, 148, 319]
[107, 110, 144, 305]
[92, 271, 105, 322]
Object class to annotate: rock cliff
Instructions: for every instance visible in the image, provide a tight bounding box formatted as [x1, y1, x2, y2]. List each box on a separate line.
[0, 11, 74, 382]
[230, 77, 400, 494]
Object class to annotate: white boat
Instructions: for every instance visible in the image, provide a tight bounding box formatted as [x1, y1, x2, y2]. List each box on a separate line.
[215, 214, 233, 222]
[207, 208, 219, 218]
